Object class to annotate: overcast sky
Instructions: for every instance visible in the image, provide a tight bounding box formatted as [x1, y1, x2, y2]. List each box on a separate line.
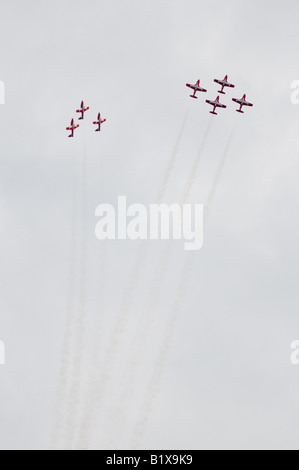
[1, 0, 299, 450]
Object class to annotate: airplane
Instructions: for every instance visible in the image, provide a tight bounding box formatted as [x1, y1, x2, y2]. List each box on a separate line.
[66, 118, 79, 138]
[232, 94, 253, 113]
[205, 96, 227, 115]
[76, 100, 90, 120]
[214, 75, 235, 94]
[186, 79, 207, 99]
[93, 112, 106, 132]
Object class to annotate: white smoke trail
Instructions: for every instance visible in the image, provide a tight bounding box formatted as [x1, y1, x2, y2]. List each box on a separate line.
[101, 118, 213, 449]
[181, 116, 213, 204]
[204, 126, 235, 221]
[76, 109, 190, 449]
[130, 255, 193, 450]
[49, 151, 78, 450]
[75, 148, 108, 450]
[101, 242, 172, 449]
[64, 130, 88, 449]
[76, 235, 106, 450]
[156, 108, 190, 204]
[130, 126, 235, 450]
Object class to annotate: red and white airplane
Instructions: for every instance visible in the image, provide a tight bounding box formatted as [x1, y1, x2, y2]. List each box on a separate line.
[66, 118, 79, 138]
[214, 75, 235, 94]
[206, 96, 227, 115]
[186, 79, 207, 99]
[76, 100, 90, 120]
[232, 94, 253, 113]
[93, 112, 106, 132]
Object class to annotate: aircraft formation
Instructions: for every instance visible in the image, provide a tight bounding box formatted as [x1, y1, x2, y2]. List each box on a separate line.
[66, 101, 106, 138]
[66, 76, 252, 137]
[186, 75, 253, 115]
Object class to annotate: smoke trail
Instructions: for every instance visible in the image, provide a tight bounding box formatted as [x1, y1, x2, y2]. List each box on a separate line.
[101, 118, 213, 449]
[76, 149, 107, 450]
[130, 255, 193, 450]
[156, 108, 190, 204]
[181, 116, 213, 204]
[204, 126, 235, 221]
[76, 237, 106, 450]
[101, 242, 172, 449]
[76, 110, 190, 449]
[64, 130, 88, 449]
[130, 127, 235, 450]
[49, 152, 78, 450]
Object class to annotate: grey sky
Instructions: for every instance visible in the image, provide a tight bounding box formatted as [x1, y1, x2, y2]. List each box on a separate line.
[0, 0, 299, 450]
